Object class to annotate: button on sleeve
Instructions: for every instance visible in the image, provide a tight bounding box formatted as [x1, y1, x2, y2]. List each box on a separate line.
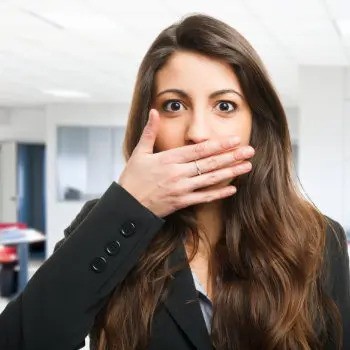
[90, 257, 107, 273]
[105, 241, 121, 256]
[120, 221, 136, 237]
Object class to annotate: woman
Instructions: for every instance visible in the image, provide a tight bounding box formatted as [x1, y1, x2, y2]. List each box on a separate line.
[1, 14, 349, 350]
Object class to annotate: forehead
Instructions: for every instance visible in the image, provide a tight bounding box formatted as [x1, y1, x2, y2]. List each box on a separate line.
[154, 51, 243, 95]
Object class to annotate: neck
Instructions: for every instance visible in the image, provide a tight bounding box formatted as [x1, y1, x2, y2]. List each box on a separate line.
[184, 200, 223, 297]
[186, 199, 223, 259]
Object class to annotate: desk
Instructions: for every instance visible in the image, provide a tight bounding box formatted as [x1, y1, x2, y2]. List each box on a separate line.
[0, 228, 45, 292]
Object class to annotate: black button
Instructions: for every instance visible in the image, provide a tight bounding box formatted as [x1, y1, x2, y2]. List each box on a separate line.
[105, 240, 121, 256]
[120, 221, 136, 237]
[90, 256, 107, 273]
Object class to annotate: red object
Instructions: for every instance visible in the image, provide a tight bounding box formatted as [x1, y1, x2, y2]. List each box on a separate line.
[0, 246, 17, 263]
[0, 222, 27, 264]
[0, 223, 27, 230]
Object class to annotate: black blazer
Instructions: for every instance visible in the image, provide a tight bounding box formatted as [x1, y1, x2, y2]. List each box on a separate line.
[0, 182, 349, 350]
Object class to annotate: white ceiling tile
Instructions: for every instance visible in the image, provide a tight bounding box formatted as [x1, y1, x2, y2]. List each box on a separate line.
[244, 0, 329, 20]
[87, 0, 170, 14]
[163, 0, 250, 18]
[324, 0, 350, 20]
[260, 19, 338, 38]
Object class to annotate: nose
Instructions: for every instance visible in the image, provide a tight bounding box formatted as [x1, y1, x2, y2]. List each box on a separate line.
[184, 111, 211, 145]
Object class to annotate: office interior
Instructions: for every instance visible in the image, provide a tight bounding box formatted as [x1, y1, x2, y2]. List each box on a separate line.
[0, 1, 349, 348]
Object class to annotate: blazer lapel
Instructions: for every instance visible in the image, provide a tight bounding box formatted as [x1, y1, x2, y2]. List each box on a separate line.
[163, 242, 213, 350]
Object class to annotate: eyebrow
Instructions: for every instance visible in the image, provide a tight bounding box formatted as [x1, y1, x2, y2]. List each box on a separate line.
[156, 88, 244, 100]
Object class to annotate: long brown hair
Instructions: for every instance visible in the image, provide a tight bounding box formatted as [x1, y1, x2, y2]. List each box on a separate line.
[91, 14, 342, 349]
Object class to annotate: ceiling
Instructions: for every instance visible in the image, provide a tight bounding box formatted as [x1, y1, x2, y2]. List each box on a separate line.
[0, 0, 350, 107]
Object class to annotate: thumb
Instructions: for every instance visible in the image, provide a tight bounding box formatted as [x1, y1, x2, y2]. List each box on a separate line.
[136, 109, 160, 154]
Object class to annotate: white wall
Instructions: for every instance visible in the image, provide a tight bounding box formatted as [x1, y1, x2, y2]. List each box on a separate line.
[0, 107, 46, 142]
[285, 107, 299, 144]
[343, 101, 350, 232]
[0, 109, 10, 124]
[342, 68, 350, 232]
[0, 107, 47, 223]
[0, 142, 17, 222]
[298, 66, 347, 229]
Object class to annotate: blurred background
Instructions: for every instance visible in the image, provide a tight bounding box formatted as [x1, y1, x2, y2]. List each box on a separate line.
[0, 0, 349, 348]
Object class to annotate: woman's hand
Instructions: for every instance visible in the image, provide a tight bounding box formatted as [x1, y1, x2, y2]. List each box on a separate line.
[117, 109, 255, 218]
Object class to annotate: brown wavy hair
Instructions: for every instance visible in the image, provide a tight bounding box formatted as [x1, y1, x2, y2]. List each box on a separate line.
[90, 14, 342, 349]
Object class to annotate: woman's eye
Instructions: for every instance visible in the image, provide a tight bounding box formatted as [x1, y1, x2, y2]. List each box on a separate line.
[162, 100, 185, 112]
[215, 101, 236, 112]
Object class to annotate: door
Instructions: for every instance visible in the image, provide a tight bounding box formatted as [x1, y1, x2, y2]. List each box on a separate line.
[17, 143, 46, 257]
[0, 142, 18, 222]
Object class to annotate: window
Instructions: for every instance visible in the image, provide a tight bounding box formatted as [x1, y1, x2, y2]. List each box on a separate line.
[57, 126, 125, 201]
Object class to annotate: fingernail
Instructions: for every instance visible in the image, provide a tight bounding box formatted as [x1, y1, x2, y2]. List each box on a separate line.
[238, 162, 252, 171]
[148, 110, 154, 124]
[244, 147, 255, 157]
[229, 186, 237, 194]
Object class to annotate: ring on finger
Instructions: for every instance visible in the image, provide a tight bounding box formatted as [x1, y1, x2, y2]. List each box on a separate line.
[194, 160, 202, 176]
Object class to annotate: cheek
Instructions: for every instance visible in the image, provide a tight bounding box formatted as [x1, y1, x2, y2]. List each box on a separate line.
[238, 117, 252, 145]
[219, 113, 252, 145]
[154, 120, 185, 152]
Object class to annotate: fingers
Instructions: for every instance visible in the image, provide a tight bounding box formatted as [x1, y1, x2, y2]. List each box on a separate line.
[175, 186, 237, 210]
[178, 159, 252, 193]
[167, 136, 241, 164]
[181, 145, 255, 177]
[135, 109, 160, 154]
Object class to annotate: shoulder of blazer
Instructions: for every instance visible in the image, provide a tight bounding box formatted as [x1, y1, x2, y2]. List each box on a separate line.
[323, 216, 350, 348]
[324, 216, 348, 263]
[54, 199, 99, 252]
[322, 215, 349, 299]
